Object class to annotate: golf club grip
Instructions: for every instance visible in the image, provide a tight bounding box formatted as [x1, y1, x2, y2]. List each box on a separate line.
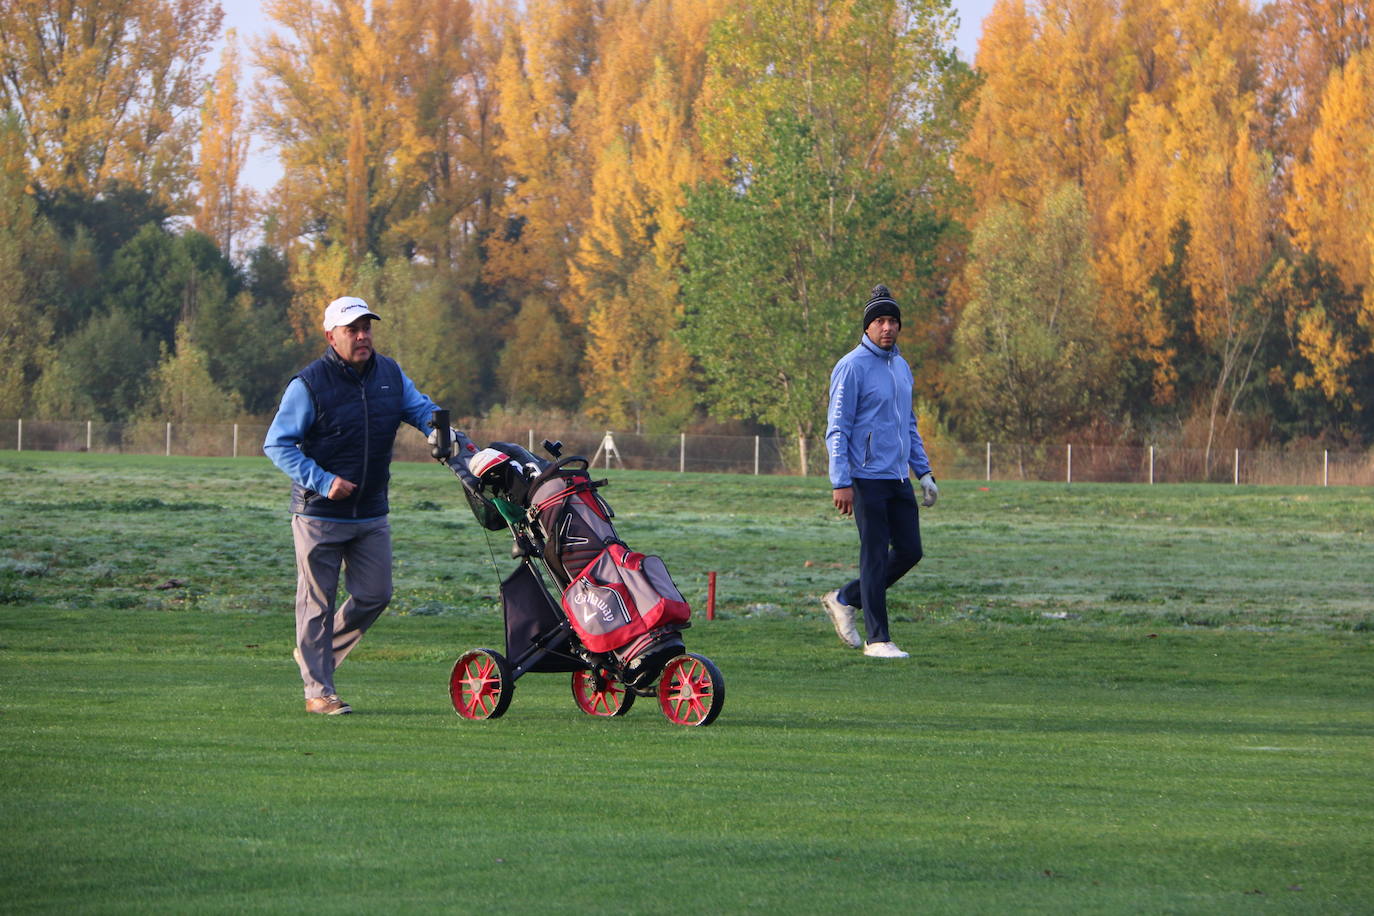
[431, 409, 451, 460]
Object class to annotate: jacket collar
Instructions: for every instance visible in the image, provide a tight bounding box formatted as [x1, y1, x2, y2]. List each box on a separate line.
[859, 335, 899, 361]
[324, 345, 374, 378]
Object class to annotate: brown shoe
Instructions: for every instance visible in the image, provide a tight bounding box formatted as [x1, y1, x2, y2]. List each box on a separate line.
[305, 695, 352, 715]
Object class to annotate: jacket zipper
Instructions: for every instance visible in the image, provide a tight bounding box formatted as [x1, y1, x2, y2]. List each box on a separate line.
[887, 353, 905, 479]
[355, 376, 368, 519]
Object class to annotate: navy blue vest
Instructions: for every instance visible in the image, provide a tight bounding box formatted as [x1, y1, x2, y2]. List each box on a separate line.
[290, 348, 406, 519]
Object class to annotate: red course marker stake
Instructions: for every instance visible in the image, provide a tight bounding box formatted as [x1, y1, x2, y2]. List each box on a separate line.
[706, 571, 717, 620]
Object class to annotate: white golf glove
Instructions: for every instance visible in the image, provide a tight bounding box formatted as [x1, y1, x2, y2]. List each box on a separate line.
[427, 425, 462, 455]
[918, 472, 939, 508]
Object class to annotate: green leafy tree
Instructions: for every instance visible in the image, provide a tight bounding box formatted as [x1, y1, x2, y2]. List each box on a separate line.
[135, 323, 245, 423]
[681, 114, 943, 471]
[34, 308, 160, 421]
[951, 183, 1114, 465]
[105, 226, 236, 347]
[369, 258, 483, 413]
[0, 116, 58, 416]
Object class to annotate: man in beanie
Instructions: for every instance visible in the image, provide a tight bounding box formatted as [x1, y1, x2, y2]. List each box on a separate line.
[264, 296, 477, 714]
[821, 284, 939, 658]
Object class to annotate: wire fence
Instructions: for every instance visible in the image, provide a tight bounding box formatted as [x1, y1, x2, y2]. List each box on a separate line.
[4, 418, 1372, 486]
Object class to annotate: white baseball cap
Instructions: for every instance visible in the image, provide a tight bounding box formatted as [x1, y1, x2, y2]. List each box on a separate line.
[323, 296, 381, 330]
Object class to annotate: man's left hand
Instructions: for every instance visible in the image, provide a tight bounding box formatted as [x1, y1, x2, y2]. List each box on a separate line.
[918, 473, 938, 508]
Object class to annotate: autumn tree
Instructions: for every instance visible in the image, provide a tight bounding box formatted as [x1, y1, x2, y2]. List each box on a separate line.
[496, 294, 586, 411]
[482, 0, 603, 404]
[1258, 0, 1371, 169]
[0, 0, 223, 211]
[959, 0, 1139, 223]
[1281, 47, 1374, 418]
[484, 0, 597, 294]
[254, 0, 478, 259]
[566, 0, 730, 431]
[1170, 26, 1275, 469]
[1287, 47, 1373, 305]
[196, 31, 257, 261]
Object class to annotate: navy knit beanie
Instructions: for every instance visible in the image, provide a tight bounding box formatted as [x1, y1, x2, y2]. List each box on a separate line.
[862, 284, 901, 330]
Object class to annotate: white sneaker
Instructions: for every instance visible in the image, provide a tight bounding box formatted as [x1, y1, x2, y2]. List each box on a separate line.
[863, 641, 909, 659]
[821, 591, 862, 648]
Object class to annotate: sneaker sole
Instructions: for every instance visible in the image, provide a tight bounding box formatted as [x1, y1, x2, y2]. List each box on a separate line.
[822, 595, 862, 648]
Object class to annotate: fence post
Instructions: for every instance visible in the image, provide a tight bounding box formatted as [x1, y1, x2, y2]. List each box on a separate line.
[754, 435, 760, 475]
[985, 442, 991, 481]
[1149, 445, 1155, 485]
[166, 422, 172, 457]
[1323, 449, 1329, 487]
[1067, 444, 1072, 484]
[233, 423, 239, 458]
[1234, 447, 1239, 485]
[87, 420, 93, 452]
[528, 429, 534, 452]
[16, 418, 21, 451]
[680, 433, 686, 473]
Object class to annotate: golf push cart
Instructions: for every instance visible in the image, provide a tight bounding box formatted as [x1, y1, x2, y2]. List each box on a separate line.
[429, 412, 725, 726]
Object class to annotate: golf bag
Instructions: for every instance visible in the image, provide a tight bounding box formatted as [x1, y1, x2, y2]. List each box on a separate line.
[468, 443, 690, 688]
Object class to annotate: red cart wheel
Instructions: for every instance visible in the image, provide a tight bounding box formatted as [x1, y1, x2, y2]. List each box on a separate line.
[656, 653, 725, 726]
[571, 668, 635, 717]
[450, 648, 513, 720]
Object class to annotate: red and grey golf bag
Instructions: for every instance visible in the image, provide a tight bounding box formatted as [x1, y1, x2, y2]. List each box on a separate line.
[528, 458, 690, 687]
[467, 444, 691, 689]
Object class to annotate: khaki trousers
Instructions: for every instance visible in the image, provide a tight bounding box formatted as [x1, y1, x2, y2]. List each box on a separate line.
[291, 515, 393, 699]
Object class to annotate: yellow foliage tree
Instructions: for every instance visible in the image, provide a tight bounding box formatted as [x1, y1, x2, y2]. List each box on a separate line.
[484, 0, 599, 295]
[1259, 0, 1372, 166]
[960, 0, 1134, 222]
[566, 0, 727, 429]
[1103, 0, 1274, 463]
[196, 32, 257, 260]
[254, 0, 474, 258]
[1288, 48, 1374, 298]
[1285, 48, 1374, 403]
[0, 0, 223, 209]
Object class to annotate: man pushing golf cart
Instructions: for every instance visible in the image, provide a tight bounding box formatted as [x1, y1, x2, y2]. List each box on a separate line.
[429, 415, 725, 726]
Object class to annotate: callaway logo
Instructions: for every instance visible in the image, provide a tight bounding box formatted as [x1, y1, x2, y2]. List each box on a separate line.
[571, 584, 631, 628]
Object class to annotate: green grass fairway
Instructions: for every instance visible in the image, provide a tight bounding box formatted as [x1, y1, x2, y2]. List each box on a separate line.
[2, 452, 1371, 913]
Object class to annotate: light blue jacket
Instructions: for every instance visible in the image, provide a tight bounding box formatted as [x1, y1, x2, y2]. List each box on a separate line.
[826, 336, 932, 489]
